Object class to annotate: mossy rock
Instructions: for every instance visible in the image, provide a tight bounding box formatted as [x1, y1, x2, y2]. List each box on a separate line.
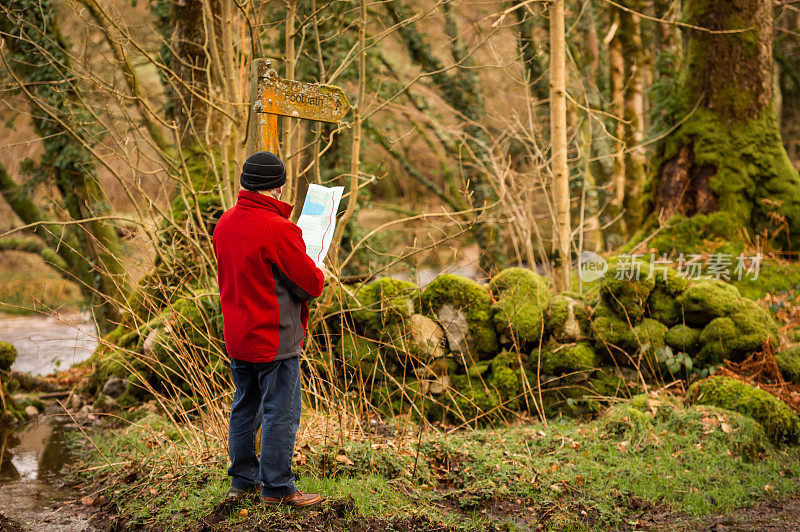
[336, 333, 382, 377]
[591, 305, 638, 360]
[420, 274, 498, 360]
[450, 374, 506, 424]
[698, 305, 779, 364]
[354, 278, 419, 334]
[488, 350, 523, 408]
[600, 259, 655, 322]
[541, 384, 601, 418]
[0, 342, 17, 372]
[676, 279, 742, 326]
[775, 346, 800, 385]
[489, 268, 552, 345]
[633, 319, 668, 354]
[688, 376, 800, 444]
[313, 284, 361, 330]
[590, 370, 641, 398]
[665, 324, 702, 354]
[546, 293, 591, 343]
[646, 268, 687, 326]
[534, 342, 599, 377]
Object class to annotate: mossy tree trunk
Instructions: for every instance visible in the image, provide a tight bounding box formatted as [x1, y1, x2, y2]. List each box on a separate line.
[649, 0, 800, 249]
[0, 0, 127, 332]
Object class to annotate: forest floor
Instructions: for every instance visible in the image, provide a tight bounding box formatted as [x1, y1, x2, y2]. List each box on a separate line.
[38, 393, 800, 532]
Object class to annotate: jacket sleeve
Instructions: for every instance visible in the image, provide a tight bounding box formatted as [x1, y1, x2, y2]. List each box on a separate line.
[270, 220, 325, 301]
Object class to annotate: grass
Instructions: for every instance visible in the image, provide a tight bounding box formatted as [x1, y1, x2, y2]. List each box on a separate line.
[0, 251, 83, 314]
[71, 393, 800, 531]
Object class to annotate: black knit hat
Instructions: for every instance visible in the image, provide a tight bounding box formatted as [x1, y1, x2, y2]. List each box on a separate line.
[240, 151, 286, 191]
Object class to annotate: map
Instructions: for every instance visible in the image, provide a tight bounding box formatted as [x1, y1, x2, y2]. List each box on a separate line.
[296, 184, 344, 266]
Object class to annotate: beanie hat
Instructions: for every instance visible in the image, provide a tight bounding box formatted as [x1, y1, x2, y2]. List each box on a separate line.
[240, 151, 286, 191]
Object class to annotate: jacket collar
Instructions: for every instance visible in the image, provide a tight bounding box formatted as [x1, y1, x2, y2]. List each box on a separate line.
[237, 189, 293, 219]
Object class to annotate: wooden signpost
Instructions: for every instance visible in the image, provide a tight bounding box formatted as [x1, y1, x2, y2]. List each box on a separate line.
[247, 58, 351, 156]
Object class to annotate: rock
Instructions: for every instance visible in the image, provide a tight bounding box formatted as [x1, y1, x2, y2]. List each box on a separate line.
[102, 377, 127, 399]
[0, 342, 17, 372]
[489, 268, 552, 345]
[69, 394, 84, 410]
[688, 376, 800, 444]
[142, 329, 159, 357]
[646, 266, 688, 326]
[24, 405, 39, 417]
[632, 319, 668, 354]
[335, 333, 382, 375]
[665, 324, 701, 354]
[547, 293, 590, 342]
[698, 304, 778, 364]
[354, 277, 419, 333]
[776, 346, 800, 384]
[436, 303, 470, 354]
[601, 259, 655, 322]
[79, 404, 95, 414]
[408, 314, 446, 360]
[421, 274, 498, 359]
[591, 305, 637, 359]
[533, 342, 599, 377]
[676, 279, 742, 326]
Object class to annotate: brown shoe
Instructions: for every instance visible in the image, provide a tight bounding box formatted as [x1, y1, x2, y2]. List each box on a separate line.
[262, 490, 323, 508]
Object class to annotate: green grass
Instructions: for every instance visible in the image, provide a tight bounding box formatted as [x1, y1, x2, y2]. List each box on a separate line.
[73, 398, 800, 531]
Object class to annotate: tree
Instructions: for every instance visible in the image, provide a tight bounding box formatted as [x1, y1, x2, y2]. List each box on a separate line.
[648, 0, 800, 249]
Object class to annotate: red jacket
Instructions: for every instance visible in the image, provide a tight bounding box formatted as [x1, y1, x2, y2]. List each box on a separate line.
[213, 190, 325, 363]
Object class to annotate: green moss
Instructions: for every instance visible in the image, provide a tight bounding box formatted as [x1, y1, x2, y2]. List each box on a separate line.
[676, 279, 742, 326]
[601, 259, 655, 322]
[313, 284, 361, 330]
[450, 374, 504, 424]
[733, 259, 800, 299]
[665, 324, 701, 354]
[534, 342, 599, 376]
[336, 333, 382, 375]
[652, 106, 800, 250]
[420, 274, 498, 358]
[354, 278, 419, 333]
[489, 268, 551, 345]
[546, 293, 591, 342]
[633, 319, 668, 353]
[775, 346, 800, 385]
[591, 305, 637, 359]
[698, 302, 779, 365]
[689, 376, 800, 444]
[637, 213, 744, 257]
[647, 267, 688, 326]
[0, 342, 17, 372]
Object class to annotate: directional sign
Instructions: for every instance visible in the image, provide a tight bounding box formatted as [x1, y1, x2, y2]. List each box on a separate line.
[257, 78, 351, 124]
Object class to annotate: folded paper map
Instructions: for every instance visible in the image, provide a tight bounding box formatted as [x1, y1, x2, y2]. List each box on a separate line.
[296, 184, 344, 266]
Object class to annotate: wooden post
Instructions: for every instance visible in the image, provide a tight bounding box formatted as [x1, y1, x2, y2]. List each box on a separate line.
[245, 58, 280, 157]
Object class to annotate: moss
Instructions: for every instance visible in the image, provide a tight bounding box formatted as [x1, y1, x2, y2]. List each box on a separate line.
[676, 279, 742, 326]
[591, 305, 637, 358]
[733, 259, 800, 299]
[489, 268, 551, 345]
[313, 284, 361, 330]
[0, 342, 17, 372]
[635, 212, 744, 257]
[488, 350, 523, 408]
[697, 317, 738, 365]
[420, 274, 498, 358]
[689, 376, 800, 444]
[698, 304, 779, 365]
[600, 259, 655, 322]
[652, 106, 800, 250]
[336, 333, 381, 375]
[633, 319, 668, 353]
[450, 374, 505, 424]
[590, 371, 640, 398]
[647, 267, 688, 326]
[546, 293, 591, 342]
[534, 342, 599, 376]
[665, 324, 701, 354]
[775, 346, 800, 385]
[354, 278, 419, 333]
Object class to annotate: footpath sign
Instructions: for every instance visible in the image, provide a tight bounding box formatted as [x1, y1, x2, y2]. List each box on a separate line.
[249, 58, 351, 154]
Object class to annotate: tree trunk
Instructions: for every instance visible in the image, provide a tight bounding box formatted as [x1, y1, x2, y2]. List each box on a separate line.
[550, 0, 571, 291]
[649, 0, 800, 249]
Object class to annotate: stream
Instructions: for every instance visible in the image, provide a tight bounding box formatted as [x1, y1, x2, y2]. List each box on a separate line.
[0, 313, 100, 530]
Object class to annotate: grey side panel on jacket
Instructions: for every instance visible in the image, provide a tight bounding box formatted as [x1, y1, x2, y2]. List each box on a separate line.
[272, 265, 305, 361]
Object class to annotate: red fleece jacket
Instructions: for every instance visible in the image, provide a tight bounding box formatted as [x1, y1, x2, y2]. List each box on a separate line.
[213, 190, 325, 363]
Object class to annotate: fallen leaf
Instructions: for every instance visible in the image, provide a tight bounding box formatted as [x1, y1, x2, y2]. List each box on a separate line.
[149, 488, 159, 496]
[765, 484, 774, 494]
[721, 422, 731, 434]
[237, 508, 248, 517]
[616, 440, 630, 453]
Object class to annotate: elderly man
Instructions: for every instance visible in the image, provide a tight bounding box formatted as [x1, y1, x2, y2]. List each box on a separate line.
[212, 151, 325, 508]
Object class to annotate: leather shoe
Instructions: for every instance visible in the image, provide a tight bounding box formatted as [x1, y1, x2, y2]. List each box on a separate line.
[262, 490, 323, 508]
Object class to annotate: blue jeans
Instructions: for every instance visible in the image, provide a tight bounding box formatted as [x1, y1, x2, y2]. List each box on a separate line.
[228, 356, 301, 498]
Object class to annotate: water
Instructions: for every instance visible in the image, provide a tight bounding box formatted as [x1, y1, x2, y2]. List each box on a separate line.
[0, 313, 101, 529]
[0, 313, 98, 376]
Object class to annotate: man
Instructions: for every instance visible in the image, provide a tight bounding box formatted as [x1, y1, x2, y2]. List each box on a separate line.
[213, 151, 325, 508]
